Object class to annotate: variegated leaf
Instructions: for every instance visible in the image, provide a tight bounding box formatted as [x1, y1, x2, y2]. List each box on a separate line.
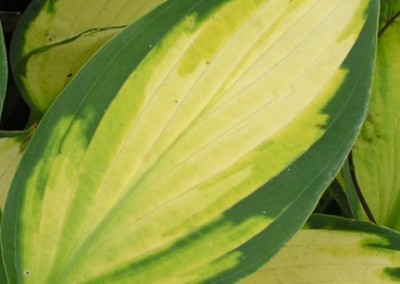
[349, 0, 400, 229]
[11, 0, 168, 112]
[242, 214, 400, 283]
[2, 0, 378, 283]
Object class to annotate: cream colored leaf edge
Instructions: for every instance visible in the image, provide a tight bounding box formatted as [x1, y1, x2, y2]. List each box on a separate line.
[242, 215, 400, 283]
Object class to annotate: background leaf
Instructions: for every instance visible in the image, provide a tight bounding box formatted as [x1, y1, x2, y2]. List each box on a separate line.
[11, 0, 168, 113]
[0, 21, 7, 119]
[0, 18, 11, 276]
[2, 0, 378, 283]
[0, 128, 33, 284]
[242, 214, 400, 283]
[0, 129, 34, 210]
[349, 0, 400, 229]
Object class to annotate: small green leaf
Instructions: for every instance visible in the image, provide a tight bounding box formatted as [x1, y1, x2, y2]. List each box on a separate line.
[242, 214, 400, 283]
[350, 1, 400, 229]
[2, 0, 378, 283]
[11, 0, 168, 113]
[341, 158, 369, 220]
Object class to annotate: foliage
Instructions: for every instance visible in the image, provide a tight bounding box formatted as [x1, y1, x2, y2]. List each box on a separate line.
[0, 0, 399, 283]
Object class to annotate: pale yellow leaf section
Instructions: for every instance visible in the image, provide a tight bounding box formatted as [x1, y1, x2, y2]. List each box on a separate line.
[241, 229, 400, 283]
[21, 27, 124, 112]
[21, 0, 168, 55]
[18, 0, 369, 283]
[19, 110, 96, 283]
[16, 0, 167, 112]
[0, 136, 25, 209]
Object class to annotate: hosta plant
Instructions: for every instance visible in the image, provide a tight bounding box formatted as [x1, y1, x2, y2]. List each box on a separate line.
[0, 0, 400, 283]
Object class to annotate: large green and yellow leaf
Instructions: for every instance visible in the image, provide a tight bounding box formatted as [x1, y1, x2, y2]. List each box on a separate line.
[0, 22, 6, 118]
[242, 214, 400, 283]
[349, 0, 400, 229]
[2, 0, 378, 283]
[11, 0, 168, 113]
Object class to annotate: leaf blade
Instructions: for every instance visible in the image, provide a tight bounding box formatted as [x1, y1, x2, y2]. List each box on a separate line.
[0, 22, 7, 119]
[2, 0, 378, 283]
[11, 0, 168, 112]
[242, 214, 400, 283]
[350, 1, 400, 229]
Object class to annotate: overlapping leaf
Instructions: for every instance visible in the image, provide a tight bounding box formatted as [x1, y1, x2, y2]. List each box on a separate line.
[11, 0, 167, 112]
[2, 0, 378, 283]
[350, 0, 400, 229]
[0, 128, 35, 211]
[0, 20, 9, 284]
[0, 135, 23, 209]
[0, 22, 6, 118]
[242, 214, 400, 283]
[0, 130, 32, 284]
